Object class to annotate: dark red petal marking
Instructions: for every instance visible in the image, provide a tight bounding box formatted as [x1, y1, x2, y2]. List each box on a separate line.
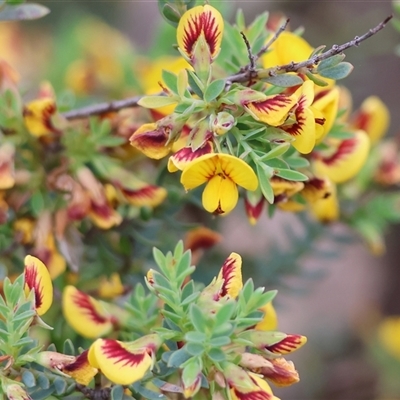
[183, 9, 221, 57]
[219, 256, 237, 297]
[25, 265, 44, 310]
[63, 350, 89, 372]
[352, 111, 370, 131]
[282, 96, 306, 137]
[249, 95, 293, 113]
[231, 388, 272, 400]
[120, 185, 158, 200]
[320, 137, 357, 165]
[173, 142, 213, 164]
[90, 201, 113, 218]
[71, 290, 109, 324]
[101, 339, 147, 368]
[265, 334, 304, 354]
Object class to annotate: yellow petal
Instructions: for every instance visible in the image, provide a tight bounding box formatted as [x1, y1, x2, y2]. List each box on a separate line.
[262, 32, 313, 67]
[129, 122, 172, 160]
[24, 255, 53, 316]
[62, 350, 98, 386]
[217, 252, 242, 299]
[91, 339, 152, 385]
[313, 130, 370, 183]
[219, 154, 258, 191]
[181, 153, 218, 190]
[352, 96, 390, 144]
[244, 93, 297, 126]
[177, 5, 223, 60]
[203, 175, 238, 214]
[23, 98, 57, 137]
[308, 180, 339, 223]
[62, 286, 113, 338]
[168, 141, 213, 172]
[119, 184, 167, 208]
[255, 302, 278, 331]
[378, 316, 400, 360]
[265, 334, 307, 355]
[98, 273, 124, 299]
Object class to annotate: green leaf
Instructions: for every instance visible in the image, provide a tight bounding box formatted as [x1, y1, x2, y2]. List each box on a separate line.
[30, 192, 45, 217]
[187, 69, 204, 98]
[207, 347, 226, 362]
[209, 336, 231, 347]
[317, 54, 345, 70]
[258, 143, 290, 162]
[215, 301, 236, 326]
[162, 70, 178, 94]
[265, 74, 304, 88]
[37, 373, 50, 389]
[256, 163, 274, 203]
[138, 95, 177, 109]
[246, 12, 269, 44]
[304, 71, 329, 87]
[166, 347, 191, 367]
[152, 247, 165, 270]
[189, 304, 208, 332]
[286, 157, 310, 169]
[318, 62, 353, 80]
[22, 370, 36, 388]
[111, 385, 124, 400]
[131, 382, 167, 400]
[0, 3, 49, 20]
[63, 339, 75, 356]
[274, 169, 309, 181]
[53, 377, 67, 395]
[204, 79, 226, 103]
[185, 331, 207, 343]
[185, 342, 204, 356]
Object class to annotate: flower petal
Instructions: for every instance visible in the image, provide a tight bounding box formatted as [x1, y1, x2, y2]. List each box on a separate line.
[308, 179, 339, 222]
[129, 122, 172, 160]
[216, 252, 242, 299]
[264, 334, 307, 355]
[313, 130, 370, 183]
[24, 255, 53, 316]
[203, 175, 238, 214]
[351, 96, 390, 144]
[119, 184, 167, 208]
[181, 153, 218, 190]
[62, 286, 113, 338]
[255, 302, 278, 331]
[91, 339, 152, 385]
[244, 94, 296, 126]
[62, 350, 98, 385]
[23, 98, 58, 137]
[168, 141, 213, 172]
[177, 5, 223, 60]
[219, 154, 258, 191]
[312, 86, 339, 140]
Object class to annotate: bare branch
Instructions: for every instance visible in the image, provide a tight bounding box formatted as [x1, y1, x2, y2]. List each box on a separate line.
[62, 15, 392, 121]
[240, 31, 256, 71]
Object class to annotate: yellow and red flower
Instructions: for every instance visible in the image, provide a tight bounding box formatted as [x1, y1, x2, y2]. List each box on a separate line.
[181, 153, 258, 214]
[24, 255, 53, 316]
[88, 334, 162, 385]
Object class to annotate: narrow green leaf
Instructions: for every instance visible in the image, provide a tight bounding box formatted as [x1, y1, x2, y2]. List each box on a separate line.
[131, 382, 167, 400]
[53, 377, 67, 395]
[204, 79, 226, 103]
[189, 304, 207, 332]
[274, 169, 309, 181]
[138, 95, 177, 109]
[256, 163, 274, 203]
[215, 301, 236, 326]
[187, 69, 204, 98]
[304, 71, 329, 87]
[317, 54, 345, 70]
[209, 336, 231, 347]
[161, 3, 180, 26]
[265, 74, 303, 88]
[318, 62, 353, 80]
[258, 143, 290, 162]
[162, 70, 178, 94]
[63, 339, 75, 356]
[167, 347, 191, 367]
[286, 157, 310, 169]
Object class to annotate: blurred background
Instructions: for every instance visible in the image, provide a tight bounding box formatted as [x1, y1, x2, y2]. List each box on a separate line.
[3, 1, 400, 399]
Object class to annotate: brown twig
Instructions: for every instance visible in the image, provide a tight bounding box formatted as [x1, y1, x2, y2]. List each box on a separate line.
[240, 31, 256, 71]
[62, 15, 392, 121]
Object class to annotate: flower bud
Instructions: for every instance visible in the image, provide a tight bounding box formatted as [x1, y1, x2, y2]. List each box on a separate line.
[212, 112, 235, 135]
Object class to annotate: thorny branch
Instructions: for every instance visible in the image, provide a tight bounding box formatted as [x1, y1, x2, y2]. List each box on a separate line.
[62, 15, 392, 121]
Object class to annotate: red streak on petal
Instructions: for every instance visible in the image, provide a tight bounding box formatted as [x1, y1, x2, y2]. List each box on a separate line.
[71, 290, 109, 324]
[121, 185, 158, 201]
[183, 9, 220, 57]
[283, 96, 306, 137]
[101, 339, 147, 368]
[250, 95, 292, 113]
[91, 201, 112, 219]
[265, 334, 304, 354]
[63, 350, 89, 372]
[231, 389, 272, 400]
[174, 142, 213, 164]
[220, 256, 237, 297]
[352, 111, 370, 131]
[321, 137, 357, 166]
[25, 265, 44, 310]
[245, 197, 264, 223]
